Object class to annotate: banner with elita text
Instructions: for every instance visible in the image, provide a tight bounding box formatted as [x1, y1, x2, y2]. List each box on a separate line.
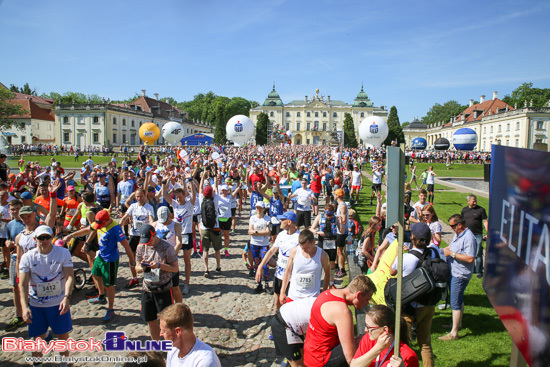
[485, 145, 550, 367]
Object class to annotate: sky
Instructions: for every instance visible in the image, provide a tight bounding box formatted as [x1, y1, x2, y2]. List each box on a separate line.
[1, 0, 550, 123]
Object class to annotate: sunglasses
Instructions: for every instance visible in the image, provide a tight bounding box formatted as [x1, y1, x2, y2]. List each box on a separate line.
[450, 223, 459, 228]
[365, 324, 383, 333]
[36, 235, 52, 241]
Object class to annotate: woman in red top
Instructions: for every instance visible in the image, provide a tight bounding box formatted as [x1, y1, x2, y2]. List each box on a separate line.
[351, 305, 419, 367]
[310, 169, 322, 215]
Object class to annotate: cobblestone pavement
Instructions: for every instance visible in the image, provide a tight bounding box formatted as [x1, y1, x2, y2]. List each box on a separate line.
[0, 207, 285, 367]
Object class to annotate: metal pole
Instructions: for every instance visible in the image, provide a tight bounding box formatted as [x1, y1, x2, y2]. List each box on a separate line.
[387, 145, 405, 357]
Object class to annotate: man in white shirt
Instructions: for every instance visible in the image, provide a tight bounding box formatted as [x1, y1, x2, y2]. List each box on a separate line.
[159, 303, 221, 367]
[410, 189, 429, 224]
[289, 178, 317, 229]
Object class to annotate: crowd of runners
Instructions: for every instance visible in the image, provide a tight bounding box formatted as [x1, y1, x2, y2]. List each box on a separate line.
[0, 143, 486, 367]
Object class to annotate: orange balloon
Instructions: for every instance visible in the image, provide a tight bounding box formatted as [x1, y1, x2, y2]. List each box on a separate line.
[139, 122, 160, 145]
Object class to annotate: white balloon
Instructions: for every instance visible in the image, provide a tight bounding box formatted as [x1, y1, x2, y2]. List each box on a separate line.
[359, 116, 389, 148]
[226, 115, 255, 145]
[286, 130, 294, 138]
[162, 121, 185, 144]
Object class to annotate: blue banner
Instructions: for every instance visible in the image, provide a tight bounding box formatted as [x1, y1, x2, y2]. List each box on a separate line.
[485, 145, 550, 367]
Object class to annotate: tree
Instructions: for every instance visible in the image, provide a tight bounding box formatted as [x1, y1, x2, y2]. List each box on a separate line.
[0, 89, 29, 130]
[40, 91, 104, 105]
[343, 113, 358, 148]
[10, 82, 37, 96]
[502, 82, 550, 108]
[384, 106, 405, 146]
[401, 121, 410, 128]
[212, 99, 227, 144]
[421, 100, 467, 126]
[256, 112, 269, 146]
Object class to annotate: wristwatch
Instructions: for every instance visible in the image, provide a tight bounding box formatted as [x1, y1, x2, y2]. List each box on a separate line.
[451, 252, 456, 259]
[255, 230, 258, 235]
[64, 294, 71, 299]
[130, 261, 137, 267]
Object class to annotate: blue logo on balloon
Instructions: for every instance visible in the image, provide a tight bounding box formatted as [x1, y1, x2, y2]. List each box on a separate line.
[370, 124, 378, 134]
[234, 123, 243, 132]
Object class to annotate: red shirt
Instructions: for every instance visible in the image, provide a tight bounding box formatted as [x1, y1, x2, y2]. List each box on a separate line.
[310, 174, 321, 193]
[249, 173, 264, 186]
[353, 336, 419, 367]
[304, 290, 347, 367]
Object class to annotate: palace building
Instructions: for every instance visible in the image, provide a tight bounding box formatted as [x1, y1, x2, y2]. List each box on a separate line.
[249, 85, 388, 145]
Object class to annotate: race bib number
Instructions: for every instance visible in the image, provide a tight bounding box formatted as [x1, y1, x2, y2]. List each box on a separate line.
[298, 197, 309, 206]
[296, 273, 315, 289]
[286, 328, 302, 344]
[277, 255, 288, 269]
[0, 222, 6, 232]
[68, 208, 77, 216]
[254, 221, 266, 232]
[133, 219, 145, 231]
[80, 217, 87, 226]
[144, 268, 160, 283]
[323, 239, 336, 250]
[219, 207, 229, 217]
[36, 279, 62, 298]
[182, 235, 189, 245]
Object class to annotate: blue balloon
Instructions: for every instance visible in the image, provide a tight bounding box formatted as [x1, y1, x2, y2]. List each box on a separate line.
[411, 137, 427, 150]
[453, 128, 478, 150]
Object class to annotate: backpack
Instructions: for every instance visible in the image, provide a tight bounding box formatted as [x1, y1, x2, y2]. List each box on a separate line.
[201, 197, 217, 229]
[384, 247, 450, 309]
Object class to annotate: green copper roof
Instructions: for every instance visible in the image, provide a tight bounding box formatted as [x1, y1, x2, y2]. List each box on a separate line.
[263, 84, 283, 107]
[353, 84, 373, 108]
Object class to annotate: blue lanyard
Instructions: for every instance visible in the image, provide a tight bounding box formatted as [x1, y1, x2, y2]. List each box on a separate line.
[375, 340, 395, 367]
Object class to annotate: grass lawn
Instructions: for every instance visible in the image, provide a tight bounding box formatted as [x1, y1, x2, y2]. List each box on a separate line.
[7, 155, 132, 169]
[350, 172, 512, 367]
[406, 162, 486, 178]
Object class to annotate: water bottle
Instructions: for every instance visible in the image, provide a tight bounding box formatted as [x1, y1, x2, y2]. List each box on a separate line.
[346, 232, 353, 255]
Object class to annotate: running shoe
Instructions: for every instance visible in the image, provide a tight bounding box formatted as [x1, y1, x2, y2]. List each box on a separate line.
[204, 271, 210, 278]
[335, 270, 346, 278]
[265, 284, 274, 295]
[89, 295, 107, 305]
[280, 358, 290, 367]
[248, 268, 255, 277]
[85, 289, 99, 298]
[181, 283, 190, 295]
[224, 249, 230, 257]
[191, 252, 199, 259]
[103, 309, 115, 322]
[199, 251, 204, 258]
[5, 317, 26, 331]
[253, 284, 264, 294]
[216, 267, 221, 273]
[230, 230, 235, 235]
[0, 270, 8, 280]
[125, 278, 139, 289]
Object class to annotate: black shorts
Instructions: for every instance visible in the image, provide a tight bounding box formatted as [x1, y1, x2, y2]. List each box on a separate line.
[231, 208, 237, 217]
[129, 236, 140, 253]
[271, 224, 281, 236]
[171, 271, 180, 287]
[219, 219, 231, 231]
[296, 211, 311, 228]
[119, 204, 128, 214]
[372, 183, 382, 192]
[270, 313, 304, 361]
[182, 233, 193, 251]
[0, 238, 6, 248]
[427, 184, 435, 192]
[273, 277, 286, 295]
[336, 234, 347, 248]
[193, 215, 199, 223]
[141, 290, 173, 322]
[318, 240, 337, 262]
[84, 237, 99, 253]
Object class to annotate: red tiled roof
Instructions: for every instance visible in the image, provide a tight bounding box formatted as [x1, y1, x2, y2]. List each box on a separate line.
[8, 99, 55, 121]
[12, 93, 54, 107]
[455, 98, 513, 124]
[132, 96, 186, 120]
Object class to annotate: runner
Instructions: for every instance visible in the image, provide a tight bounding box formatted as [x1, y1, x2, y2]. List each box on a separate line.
[249, 201, 273, 294]
[311, 203, 338, 287]
[289, 178, 317, 230]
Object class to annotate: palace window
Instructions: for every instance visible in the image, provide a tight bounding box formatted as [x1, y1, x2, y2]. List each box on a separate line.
[286, 123, 290, 130]
[516, 122, 520, 130]
[286, 112, 290, 117]
[297, 112, 301, 117]
[93, 133, 99, 143]
[113, 117, 117, 125]
[315, 112, 319, 117]
[307, 122, 310, 131]
[360, 112, 365, 118]
[297, 123, 301, 131]
[307, 112, 311, 117]
[537, 121, 544, 130]
[498, 124, 501, 132]
[490, 126, 493, 133]
[270, 111, 274, 117]
[112, 133, 117, 144]
[323, 123, 327, 131]
[63, 116, 69, 123]
[323, 112, 327, 117]
[333, 112, 337, 118]
[122, 134, 127, 144]
[93, 116, 99, 123]
[506, 123, 510, 132]
[122, 119, 126, 126]
[314, 121, 319, 130]
[132, 120, 135, 127]
[63, 132, 70, 142]
[21, 136, 26, 143]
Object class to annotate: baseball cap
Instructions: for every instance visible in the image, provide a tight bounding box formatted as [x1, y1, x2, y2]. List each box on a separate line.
[255, 201, 266, 208]
[92, 210, 110, 230]
[334, 189, 344, 197]
[203, 186, 214, 198]
[139, 224, 156, 244]
[157, 206, 170, 224]
[411, 222, 432, 241]
[277, 211, 297, 222]
[34, 225, 53, 238]
[220, 184, 229, 191]
[67, 185, 75, 191]
[21, 192, 33, 200]
[19, 206, 35, 215]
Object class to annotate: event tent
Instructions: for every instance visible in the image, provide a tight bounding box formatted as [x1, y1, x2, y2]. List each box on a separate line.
[180, 134, 214, 146]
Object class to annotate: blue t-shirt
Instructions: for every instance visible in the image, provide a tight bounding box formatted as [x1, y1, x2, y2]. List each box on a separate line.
[250, 191, 263, 215]
[117, 180, 134, 203]
[7, 219, 25, 241]
[56, 178, 66, 200]
[269, 197, 284, 217]
[97, 221, 126, 262]
[291, 181, 302, 202]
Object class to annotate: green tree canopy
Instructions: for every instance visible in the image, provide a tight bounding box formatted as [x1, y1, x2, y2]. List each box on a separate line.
[343, 113, 358, 148]
[255, 112, 269, 146]
[177, 92, 258, 125]
[502, 82, 550, 108]
[421, 100, 467, 126]
[384, 106, 405, 146]
[0, 89, 29, 130]
[40, 91, 104, 105]
[10, 82, 37, 96]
